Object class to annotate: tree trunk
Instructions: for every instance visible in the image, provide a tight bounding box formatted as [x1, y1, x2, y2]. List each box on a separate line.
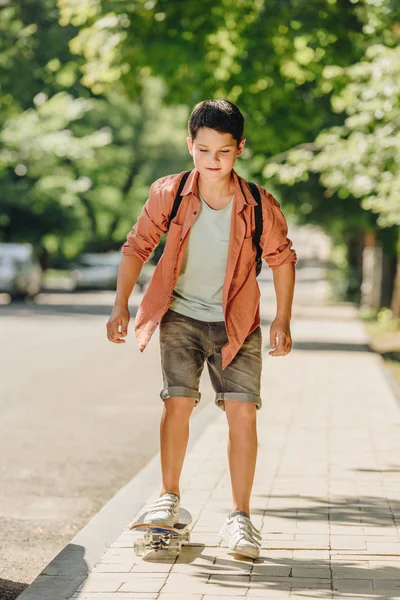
[346, 229, 365, 304]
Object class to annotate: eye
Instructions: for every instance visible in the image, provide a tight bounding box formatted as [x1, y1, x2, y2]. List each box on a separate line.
[198, 149, 230, 153]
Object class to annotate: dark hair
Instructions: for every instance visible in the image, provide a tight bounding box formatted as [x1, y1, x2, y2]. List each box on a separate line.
[188, 99, 244, 146]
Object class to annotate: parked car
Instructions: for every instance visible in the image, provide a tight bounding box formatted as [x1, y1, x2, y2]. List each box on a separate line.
[0, 243, 42, 300]
[70, 252, 153, 292]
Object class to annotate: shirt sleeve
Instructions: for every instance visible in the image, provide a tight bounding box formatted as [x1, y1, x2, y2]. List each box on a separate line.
[259, 189, 297, 270]
[121, 178, 171, 263]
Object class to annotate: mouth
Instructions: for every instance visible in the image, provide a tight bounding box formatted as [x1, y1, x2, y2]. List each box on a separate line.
[206, 168, 221, 171]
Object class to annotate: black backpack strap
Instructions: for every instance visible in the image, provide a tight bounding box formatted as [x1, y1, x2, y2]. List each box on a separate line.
[168, 170, 191, 226]
[247, 182, 262, 251]
[247, 181, 263, 275]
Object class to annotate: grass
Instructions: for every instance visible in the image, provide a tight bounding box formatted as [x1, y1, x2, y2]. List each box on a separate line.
[360, 306, 400, 388]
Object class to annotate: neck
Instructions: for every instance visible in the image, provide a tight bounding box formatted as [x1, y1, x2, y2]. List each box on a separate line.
[197, 170, 235, 200]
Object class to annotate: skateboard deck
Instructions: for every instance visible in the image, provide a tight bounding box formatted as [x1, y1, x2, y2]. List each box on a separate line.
[129, 507, 192, 558]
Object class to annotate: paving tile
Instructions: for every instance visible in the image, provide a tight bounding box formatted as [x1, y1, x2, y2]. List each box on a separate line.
[366, 542, 400, 552]
[254, 550, 293, 560]
[293, 535, 330, 543]
[243, 591, 292, 599]
[160, 572, 248, 595]
[369, 559, 400, 568]
[291, 567, 331, 578]
[92, 563, 136, 573]
[251, 565, 291, 576]
[330, 538, 367, 550]
[130, 561, 173, 573]
[372, 579, 400, 590]
[330, 596, 384, 600]
[250, 575, 332, 589]
[71, 595, 157, 599]
[157, 595, 203, 599]
[77, 574, 165, 593]
[332, 578, 374, 592]
[292, 550, 330, 559]
[333, 565, 400, 579]
[202, 596, 265, 600]
[261, 541, 330, 550]
[290, 595, 333, 600]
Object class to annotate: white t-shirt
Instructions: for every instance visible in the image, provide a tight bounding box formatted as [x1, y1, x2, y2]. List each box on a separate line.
[169, 191, 235, 322]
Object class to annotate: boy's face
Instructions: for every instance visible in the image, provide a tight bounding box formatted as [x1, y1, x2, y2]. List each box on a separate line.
[187, 127, 245, 182]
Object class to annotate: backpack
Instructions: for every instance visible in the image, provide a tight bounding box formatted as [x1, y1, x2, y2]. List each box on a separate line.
[168, 171, 263, 276]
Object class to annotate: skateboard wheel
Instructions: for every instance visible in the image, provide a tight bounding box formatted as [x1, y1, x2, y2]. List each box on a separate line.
[134, 539, 146, 556]
[182, 530, 190, 544]
[167, 538, 181, 555]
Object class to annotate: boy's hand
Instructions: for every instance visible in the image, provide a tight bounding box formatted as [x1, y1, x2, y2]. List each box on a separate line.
[269, 316, 292, 356]
[106, 305, 130, 344]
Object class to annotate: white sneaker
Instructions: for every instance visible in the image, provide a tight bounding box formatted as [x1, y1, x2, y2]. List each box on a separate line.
[140, 492, 180, 527]
[218, 511, 261, 558]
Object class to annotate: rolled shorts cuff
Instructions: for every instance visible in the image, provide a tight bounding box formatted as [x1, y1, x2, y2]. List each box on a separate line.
[160, 386, 201, 406]
[215, 392, 262, 411]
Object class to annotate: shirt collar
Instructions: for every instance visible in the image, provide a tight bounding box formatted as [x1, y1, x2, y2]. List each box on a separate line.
[181, 167, 257, 207]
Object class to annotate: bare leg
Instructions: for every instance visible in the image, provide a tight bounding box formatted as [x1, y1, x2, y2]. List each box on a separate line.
[159, 396, 196, 498]
[224, 400, 258, 515]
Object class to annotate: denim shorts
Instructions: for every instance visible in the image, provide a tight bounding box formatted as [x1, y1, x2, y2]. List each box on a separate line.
[159, 308, 262, 411]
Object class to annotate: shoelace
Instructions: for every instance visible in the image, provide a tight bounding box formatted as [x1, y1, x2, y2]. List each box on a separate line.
[144, 494, 179, 514]
[230, 515, 261, 545]
[230, 515, 261, 536]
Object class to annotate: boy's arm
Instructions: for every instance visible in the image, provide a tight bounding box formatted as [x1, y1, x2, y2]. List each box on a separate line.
[269, 263, 295, 356]
[106, 178, 172, 344]
[107, 254, 143, 344]
[121, 178, 171, 263]
[258, 189, 297, 273]
[114, 254, 144, 307]
[258, 188, 297, 355]
[273, 262, 295, 320]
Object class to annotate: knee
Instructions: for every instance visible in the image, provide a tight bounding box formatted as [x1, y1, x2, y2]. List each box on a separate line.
[164, 396, 196, 417]
[225, 401, 257, 428]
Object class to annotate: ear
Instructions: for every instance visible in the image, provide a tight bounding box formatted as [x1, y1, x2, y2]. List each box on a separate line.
[237, 138, 246, 156]
[187, 136, 194, 156]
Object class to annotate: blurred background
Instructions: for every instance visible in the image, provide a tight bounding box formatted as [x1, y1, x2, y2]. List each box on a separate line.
[1, 0, 399, 597]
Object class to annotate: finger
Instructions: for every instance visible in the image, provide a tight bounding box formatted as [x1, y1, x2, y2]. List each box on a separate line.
[110, 335, 125, 344]
[117, 322, 128, 337]
[269, 335, 287, 356]
[269, 329, 277, 349]
[108, 322, 126, 339]
[275, 338, 291, 356]
[107, 326, 126, 344]
[112, 327, 126, 342]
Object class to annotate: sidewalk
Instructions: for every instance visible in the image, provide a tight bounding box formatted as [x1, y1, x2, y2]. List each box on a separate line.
[19, 274, 400, 599]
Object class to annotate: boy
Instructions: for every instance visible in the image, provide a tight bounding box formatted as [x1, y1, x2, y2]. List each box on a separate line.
[106, 99, 296, 558]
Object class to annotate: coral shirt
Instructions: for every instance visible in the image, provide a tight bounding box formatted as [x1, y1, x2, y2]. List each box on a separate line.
[121, 167, 297, 369]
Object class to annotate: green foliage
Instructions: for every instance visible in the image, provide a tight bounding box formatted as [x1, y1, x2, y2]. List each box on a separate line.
[264, 0, 400, 229]
[2, 0, 399, 264]
[0, 75, 190, 256]
[265, 43, 400, 227]
[58, 0, 369, 161]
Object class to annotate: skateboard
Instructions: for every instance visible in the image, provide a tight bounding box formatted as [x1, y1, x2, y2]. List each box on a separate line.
[129, 507, 192, 558]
